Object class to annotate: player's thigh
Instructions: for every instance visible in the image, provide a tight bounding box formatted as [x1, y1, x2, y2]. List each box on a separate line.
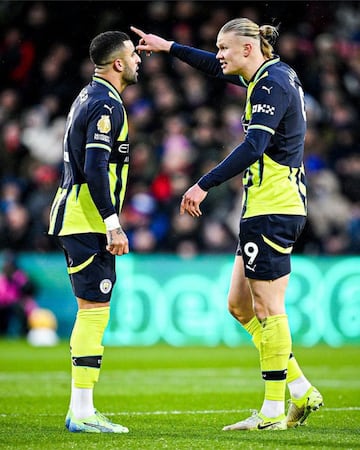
[58, 233, 116, 303]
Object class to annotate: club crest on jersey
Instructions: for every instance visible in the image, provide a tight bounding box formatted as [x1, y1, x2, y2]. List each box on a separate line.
[100, 278, 112, 294]
[97, 115, 111, 133]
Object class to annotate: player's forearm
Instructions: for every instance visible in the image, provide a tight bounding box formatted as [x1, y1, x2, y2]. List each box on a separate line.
[198, 129, 271, 190]
[170, 43, 223, 77]
[84, 148, 117, 223]
[169, 43, 244, 86]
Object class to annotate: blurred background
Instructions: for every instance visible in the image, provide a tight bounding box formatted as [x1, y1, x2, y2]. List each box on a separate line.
[0, 1, 359, 345]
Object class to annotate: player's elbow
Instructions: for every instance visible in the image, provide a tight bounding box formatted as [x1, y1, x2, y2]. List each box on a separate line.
[245, 129, 270, 161]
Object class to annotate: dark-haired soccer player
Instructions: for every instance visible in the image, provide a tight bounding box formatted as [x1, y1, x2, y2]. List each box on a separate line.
[48, 31, 141, 433]
[132, 19, 323, 431]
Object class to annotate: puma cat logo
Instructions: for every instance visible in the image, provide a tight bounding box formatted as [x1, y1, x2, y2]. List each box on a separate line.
[261, 85, 273, 94]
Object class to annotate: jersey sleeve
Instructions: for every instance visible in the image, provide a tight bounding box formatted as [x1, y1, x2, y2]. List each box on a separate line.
[85, 100, 122, 153]
[84, 101, 123, 220]
[170, 43, 246, 86]
[197, 129, 272, 191]
[247, 79, 289, 135]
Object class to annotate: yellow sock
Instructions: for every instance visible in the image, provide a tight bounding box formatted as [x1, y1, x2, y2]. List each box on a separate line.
[287, 352, 304, 383]
[243, 316, 261, 350]
[260, 314, 291, 403]
[70, 307, 110, 389]
[244, 316, 302, 388]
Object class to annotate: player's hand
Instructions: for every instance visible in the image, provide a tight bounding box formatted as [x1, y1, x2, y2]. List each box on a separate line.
[180, 184, 208, 218]
[130, 26, 174, 54]
[106, 227, 129, 256]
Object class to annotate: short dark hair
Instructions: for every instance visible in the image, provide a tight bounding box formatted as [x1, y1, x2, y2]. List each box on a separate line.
[89, 31, 131, 65]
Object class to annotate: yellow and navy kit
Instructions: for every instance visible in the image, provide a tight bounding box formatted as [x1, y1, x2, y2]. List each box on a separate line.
[48, 76, 129, 236]
[170, 44, 307, 218]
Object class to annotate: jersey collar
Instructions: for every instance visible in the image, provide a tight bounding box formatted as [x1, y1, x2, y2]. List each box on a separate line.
[239, 56, 280, 87]
[92, 76, 123, 104]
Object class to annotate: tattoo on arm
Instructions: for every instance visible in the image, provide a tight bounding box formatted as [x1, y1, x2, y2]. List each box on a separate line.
[108, 227, 124, 245]
[115, 226, 124, 235]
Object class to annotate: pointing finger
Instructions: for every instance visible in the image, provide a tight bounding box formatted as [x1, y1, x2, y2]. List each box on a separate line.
[130, 26, 146, 38]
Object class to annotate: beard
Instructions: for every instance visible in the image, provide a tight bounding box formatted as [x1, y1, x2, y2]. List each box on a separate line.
[123, 66, 138, 85]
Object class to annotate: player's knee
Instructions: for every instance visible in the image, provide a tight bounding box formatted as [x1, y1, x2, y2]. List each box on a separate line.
[227, 299, 250, 325]
[227, 288, 255, 325]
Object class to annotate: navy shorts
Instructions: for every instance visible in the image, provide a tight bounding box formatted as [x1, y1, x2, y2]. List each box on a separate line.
[236, 214, 306, 280]
[58, 233, 116, 302]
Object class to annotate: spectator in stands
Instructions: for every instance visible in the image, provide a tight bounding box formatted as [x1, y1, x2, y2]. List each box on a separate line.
[0, 27, 35, 90]
[0, 250, 37, 336]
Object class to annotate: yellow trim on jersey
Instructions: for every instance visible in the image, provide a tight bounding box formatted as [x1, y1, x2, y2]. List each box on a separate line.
[254, 58, 280, 82]
[248, 124, 275, 134]
[298, 165, 307, 200]
[68, 254, 96, 274]
[118, 110, 128, 141]
[86, 143, 112, 152]
[262, 234, 293, 254]
[238, 59, 279, 88]
[48, 188, 67, 235]
[58, 184, 106, 235]
[92, 76, 122, 104]
[243, 153, 306, 218]
[119, 163, 129, 209]
[245, 72, 269, 121]
[108, 163, 117, 206]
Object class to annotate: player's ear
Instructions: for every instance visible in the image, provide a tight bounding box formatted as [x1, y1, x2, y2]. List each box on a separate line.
[243, 43, 252, 57]
[113, 58, 123, 72]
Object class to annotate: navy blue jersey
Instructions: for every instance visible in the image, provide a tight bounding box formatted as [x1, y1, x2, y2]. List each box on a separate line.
[49, 76, 129, 235]
[171, 44, 307, 217]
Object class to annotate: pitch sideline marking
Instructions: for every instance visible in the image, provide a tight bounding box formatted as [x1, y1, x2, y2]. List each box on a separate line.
[111, 407, 360, 416]
[1, 407, 360, 418]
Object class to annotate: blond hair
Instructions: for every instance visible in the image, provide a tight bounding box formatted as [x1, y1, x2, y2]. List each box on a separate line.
[219, 18, 279, 59]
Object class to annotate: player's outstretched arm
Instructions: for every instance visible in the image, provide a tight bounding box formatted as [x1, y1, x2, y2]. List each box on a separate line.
[130, 26, 174, 53]
[131, 25, 242, 84]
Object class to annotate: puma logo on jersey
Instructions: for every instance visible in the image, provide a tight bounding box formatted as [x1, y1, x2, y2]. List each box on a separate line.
[104, 104, 114, 113]
[261, 85, 273, 94]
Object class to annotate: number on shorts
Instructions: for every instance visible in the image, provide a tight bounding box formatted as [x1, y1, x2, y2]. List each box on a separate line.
[244, 242, 259, 265]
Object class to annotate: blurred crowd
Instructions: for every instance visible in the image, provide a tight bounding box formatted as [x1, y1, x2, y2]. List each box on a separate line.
[0, 1, 360, 257]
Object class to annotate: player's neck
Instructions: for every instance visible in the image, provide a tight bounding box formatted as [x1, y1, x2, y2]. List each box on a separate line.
[243, 55, 269, 82]
[93, 69, 125, 94]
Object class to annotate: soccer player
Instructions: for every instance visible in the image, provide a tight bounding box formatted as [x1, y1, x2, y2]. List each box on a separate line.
[131, 19, 323, 431]
[48, 31, 141, 433]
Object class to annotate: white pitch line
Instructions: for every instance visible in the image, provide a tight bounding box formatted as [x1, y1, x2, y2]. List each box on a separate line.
[1, 407, 359, 418]
[109, 407, 360, 416]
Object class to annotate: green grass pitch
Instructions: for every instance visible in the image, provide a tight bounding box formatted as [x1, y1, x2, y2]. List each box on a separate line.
[0, 340, 359, 449]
